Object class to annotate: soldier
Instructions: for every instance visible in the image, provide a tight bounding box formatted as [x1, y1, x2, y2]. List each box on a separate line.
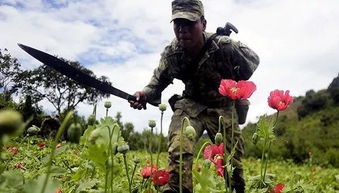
[129, 0, 259, 192]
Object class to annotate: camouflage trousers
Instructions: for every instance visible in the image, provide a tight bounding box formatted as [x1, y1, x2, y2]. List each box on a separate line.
[164, 106, 245, 193]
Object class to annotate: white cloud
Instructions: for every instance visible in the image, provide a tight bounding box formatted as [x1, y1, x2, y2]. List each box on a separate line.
[1, 0, 338, 135]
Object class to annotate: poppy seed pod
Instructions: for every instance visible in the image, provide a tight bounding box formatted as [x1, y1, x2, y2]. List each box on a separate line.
[26, 125, 40, 135]
[215, 132, 223, 145]
[117, 144, 130, 154]
[87, 114, 96, 125]
[158, 104, 167, 112]
[184, 125, 196, 140]
[148, 120, 156, 128]
[104, 101, 112, 109]
[133, 158, 141, 164]
[0, 110, 23, 136]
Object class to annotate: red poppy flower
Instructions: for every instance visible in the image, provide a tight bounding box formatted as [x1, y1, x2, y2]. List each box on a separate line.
[219, 79, 256, 100]
[270, 183, 285, 193]
[14, 163, 25, 169]
[141, 165, 157, 178]
[9, 146, 18, 155]
[203, 143, 224, 161]
[203, 143, 225, 177]
[268, 90, 293, 111]
[38, 141, 46, 148]
[152, 170, 169, 186]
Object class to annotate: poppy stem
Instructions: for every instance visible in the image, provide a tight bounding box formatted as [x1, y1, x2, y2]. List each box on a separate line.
[179, 117, 190, 193]
[40, 111, 73, 193]
[194, 141, 211, 163]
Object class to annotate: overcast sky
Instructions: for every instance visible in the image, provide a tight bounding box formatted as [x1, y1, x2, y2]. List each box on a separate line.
[1, 0, 338, 135]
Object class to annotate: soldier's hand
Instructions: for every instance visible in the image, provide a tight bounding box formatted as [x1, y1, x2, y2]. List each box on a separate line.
[129, 91, 147, 110]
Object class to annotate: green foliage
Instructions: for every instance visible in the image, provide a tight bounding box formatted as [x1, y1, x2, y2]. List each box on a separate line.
[297, 89, 329, 118]
[0, 48, 22, 95]
[13, 58, 110, 116]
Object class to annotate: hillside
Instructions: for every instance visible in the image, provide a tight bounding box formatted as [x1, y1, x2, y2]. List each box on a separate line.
[242, 74, 339, 167]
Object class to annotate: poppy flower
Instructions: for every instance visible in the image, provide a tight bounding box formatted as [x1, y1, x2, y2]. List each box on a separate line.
[14, 163, 25, 169]
[9, 146, 18, 155]
[38, 141, 46, 148]
[219, 79, 256, 100]
[270, 183, 285, 193]
[152, 170, 169, 186]
[203, 143, 225, 177]
[141, 165, 157, 178]
[268, 90, 293, 111]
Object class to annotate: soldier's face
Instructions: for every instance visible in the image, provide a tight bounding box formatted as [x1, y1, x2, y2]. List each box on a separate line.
[173, 18, 206, 50]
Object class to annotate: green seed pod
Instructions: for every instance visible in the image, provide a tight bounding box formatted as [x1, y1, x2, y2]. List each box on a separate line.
[67, 123, 83, 143]
[148, 120, 156, 128]
[158, 104, 167, 112]
[104, 101, 112, 109]
[0, 109, 23, 136]
[27, 125, 40, 135]
[106, 159, 113, 168]
[252, 133, 259, 145]
[215, 132, 223, 145]
[184, 125, 196, 141]
[87, 114, 96, 125]
[117, 144, 130, 154]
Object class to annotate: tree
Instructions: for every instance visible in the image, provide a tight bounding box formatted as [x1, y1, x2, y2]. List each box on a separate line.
[14, 58, 111, 116]
[0, 48, 22, 100]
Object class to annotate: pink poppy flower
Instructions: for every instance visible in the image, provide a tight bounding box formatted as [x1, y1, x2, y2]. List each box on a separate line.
[141, 165, 157, 178]
[219, 79, 256, 100]
[203, 143, 225, 177]
[268, 90, 293, 111]
[152, 170, 170, 186]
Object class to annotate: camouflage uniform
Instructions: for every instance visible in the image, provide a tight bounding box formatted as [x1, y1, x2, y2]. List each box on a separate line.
[142, 1, 259, 192]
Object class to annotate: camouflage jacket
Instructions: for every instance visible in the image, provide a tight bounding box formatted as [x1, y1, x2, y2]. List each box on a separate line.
[143, 32, 259, 115]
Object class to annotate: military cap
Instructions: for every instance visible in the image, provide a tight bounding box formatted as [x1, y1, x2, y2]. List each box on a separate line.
[171, 0, 204, 21]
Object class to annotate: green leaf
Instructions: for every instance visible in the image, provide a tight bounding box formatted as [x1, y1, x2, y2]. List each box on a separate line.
[23, 174, 60, 193]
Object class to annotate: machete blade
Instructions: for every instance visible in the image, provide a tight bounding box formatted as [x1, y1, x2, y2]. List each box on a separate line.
[18, 43, 136, 102]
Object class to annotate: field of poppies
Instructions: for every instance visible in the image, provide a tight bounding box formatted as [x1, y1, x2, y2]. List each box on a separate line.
[1, 134, 338, 193]
[0, 79, 338, 193]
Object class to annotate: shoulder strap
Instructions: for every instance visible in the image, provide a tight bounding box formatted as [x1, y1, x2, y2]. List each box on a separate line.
[191, 33, 218, 67]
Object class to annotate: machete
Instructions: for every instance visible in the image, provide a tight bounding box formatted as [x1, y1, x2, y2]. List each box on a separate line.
[18, 43, 137, 102]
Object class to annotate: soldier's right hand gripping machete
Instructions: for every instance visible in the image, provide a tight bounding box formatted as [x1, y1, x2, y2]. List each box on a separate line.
[17, 43, 143, 104]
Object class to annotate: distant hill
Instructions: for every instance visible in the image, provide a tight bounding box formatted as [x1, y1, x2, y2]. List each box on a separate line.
[242, 73, 339, 167]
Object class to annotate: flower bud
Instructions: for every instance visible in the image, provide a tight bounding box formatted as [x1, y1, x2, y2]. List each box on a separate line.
[104, 101, 112, 109]
[87, 114, 96, 125]
[158, 104, 167, 112]
[27, 125, 40, 135]
[117, 144, 130, 154]
[252, 133, 259, 144]
[184, 125, 196, 141]
[148, 120, 156, 128]
[0, 110, 23, 136]
[215, 132, 223, 145]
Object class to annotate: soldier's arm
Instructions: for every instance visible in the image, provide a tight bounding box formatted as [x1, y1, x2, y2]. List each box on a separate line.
[231, 41, 260, 80]
[143, 53, 173, 106]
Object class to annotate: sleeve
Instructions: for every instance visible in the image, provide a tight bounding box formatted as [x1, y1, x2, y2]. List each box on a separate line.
[231, 41, 260, 80]
[142, 52, 174, 106]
